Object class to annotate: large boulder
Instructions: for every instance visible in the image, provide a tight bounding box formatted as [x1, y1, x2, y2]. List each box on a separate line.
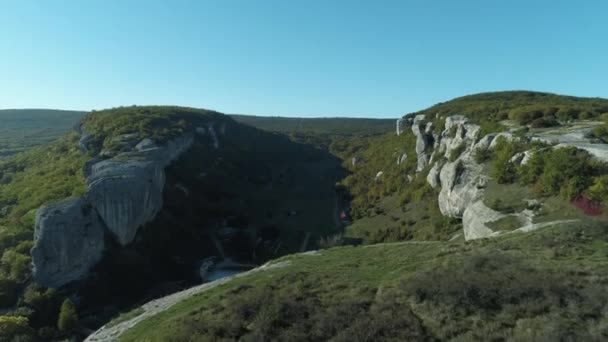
[426, 161, 442, 188]
[462, 200, 505, 240]
[31, 197, 105, 288]
[437, 156, 486, 217]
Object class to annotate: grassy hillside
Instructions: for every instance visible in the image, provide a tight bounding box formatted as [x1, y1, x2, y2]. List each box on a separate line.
[411, 91, 608, 134]
[119, 221, 608, 341]
[0, 109, 85, 159]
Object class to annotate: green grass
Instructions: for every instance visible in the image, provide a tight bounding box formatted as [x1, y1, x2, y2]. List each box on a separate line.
[483, 180, 533, 213]
[119, 221, 608, 341]
[486, 215, 521, 231]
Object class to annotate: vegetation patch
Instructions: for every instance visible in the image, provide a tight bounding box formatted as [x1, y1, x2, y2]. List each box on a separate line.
[119, 222, 608, 341]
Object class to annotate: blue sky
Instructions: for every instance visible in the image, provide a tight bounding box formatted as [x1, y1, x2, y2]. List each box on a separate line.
[1, 1, 607, 118]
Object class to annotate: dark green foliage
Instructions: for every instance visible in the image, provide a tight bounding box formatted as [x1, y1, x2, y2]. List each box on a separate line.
[529, 117, 559, 128]
[231, 115, 394, 136]
[472, 146, 492, 163]
[589, 125, 608, 143]
[519, 147, 602, 199]
[57, 299, 78, 333]
[0, 316, 36, 342]
[489, 137, 524, 184]
[0, 277, 17, 307]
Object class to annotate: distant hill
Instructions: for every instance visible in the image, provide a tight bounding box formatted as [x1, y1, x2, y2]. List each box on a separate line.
[231, 114, 395, 136]
[0, 109, 86, 158]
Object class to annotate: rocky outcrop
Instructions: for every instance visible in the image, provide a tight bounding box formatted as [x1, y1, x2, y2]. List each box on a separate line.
[415, 115, 517, 240]
[397, 152, 407, 165]
[437, 156, 486, 217]
[31, 197, 105, 288]
[86, 134, 194, 245]
[32, 126, 205, 287]
[426, 161, 442, 189]
[521, 150, 534, 165]
[462, 200, 505, 240]
[396, 118, 406, 135]
[412, 115, 433, 172]
[375, 171, 384, 181]
[78, 133, 94, 153]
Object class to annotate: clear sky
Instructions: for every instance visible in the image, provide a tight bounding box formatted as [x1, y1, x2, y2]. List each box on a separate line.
[1, 1, 607, 118]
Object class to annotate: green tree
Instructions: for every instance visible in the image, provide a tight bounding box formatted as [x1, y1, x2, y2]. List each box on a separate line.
[57, 299, 78, 333]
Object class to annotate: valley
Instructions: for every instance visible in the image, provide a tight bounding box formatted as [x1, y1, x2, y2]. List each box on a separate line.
[2, 91, 608, 341]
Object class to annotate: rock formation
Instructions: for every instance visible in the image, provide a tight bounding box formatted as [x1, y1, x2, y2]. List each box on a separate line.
[412, 115, 433, 172]
[409, 114, 521, 240]
[397, 152, 407, 165]
[31, 122, 217, 287]
[31, 197, 105, 288]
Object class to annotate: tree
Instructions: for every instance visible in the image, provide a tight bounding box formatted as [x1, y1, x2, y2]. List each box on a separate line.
[57, 299, 78, 333]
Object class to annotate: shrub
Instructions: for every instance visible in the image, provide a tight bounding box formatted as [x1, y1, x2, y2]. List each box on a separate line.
[448, 143, 466, 162]
[57, 299, 78, 333]
[530, 117, 559, 128]
[539, 148, 596, 198]
[589, 125, 608, 143]
[0, 316, 35, 342]
[490, 137, 521, 184]
[473, 147, 492, 164]
[587, 175, 608, 205]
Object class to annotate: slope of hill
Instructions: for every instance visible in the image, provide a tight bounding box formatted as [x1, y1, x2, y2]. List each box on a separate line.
[0, 109, 86, 159]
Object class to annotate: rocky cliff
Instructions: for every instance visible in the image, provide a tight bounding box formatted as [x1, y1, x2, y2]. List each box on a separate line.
[31, 123, 221, 287]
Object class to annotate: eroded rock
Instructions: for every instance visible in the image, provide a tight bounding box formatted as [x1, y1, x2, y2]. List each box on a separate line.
[31, 197, 105, 288]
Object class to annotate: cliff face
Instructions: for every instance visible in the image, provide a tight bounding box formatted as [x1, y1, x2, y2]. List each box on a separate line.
[31, 125, 215, 287]
[86, 134, 193, 245]
[31, 197, 105, 288]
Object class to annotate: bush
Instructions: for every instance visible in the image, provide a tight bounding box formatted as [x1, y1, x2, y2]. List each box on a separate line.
[448, 143, 466, 162]
[490, 137, 522, 184]
[473, 147, 492, 164]
[0, 316, 35, 342]
[530, 117, 559, 128]
[57, 299, 78, 333]
[589, 125, 608, 143]
[587, 175, 608, 205]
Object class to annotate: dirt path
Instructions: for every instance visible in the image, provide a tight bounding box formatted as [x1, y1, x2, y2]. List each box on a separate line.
[85, 261, 291, 342]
